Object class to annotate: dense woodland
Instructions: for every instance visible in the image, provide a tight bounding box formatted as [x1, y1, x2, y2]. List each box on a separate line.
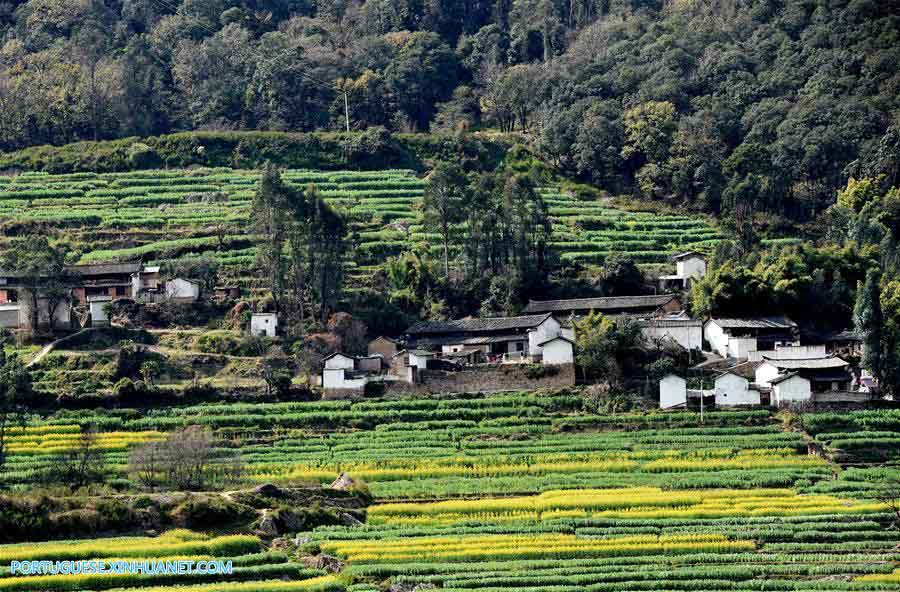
[0, 0, 899, 222]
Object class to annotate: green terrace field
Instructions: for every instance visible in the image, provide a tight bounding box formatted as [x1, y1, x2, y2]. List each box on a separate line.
[0, 169, 753, 283]
[4, 393, 900, 591]
[0, 530, 341, 591]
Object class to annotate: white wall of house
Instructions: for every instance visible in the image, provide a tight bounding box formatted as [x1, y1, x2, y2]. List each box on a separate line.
[89, 299, 110, 325]
[677, 256, 707, 281]
[659, 374, 687, 409]
[542, 338, 574, 365]
[322, 368, 367, 391]
[771, 344, 827, 359]
[408, 351, 432, 369]
[324, 353, 356, 370]
[19, 297, 71, 329]
[642, 323, 703, 351]
[0, 304, 18, 328]
[250, 313, 278, 337]
[772, 375, 812, 405]
[527, 316, 561, 356]
[755, 361, 782, 387]
[165, 278, 200, 301]
[714, 372, 760, 406]
[506, 340, 527, 354]
[727, 337, 758, 360]
[704, 321, 729, 357]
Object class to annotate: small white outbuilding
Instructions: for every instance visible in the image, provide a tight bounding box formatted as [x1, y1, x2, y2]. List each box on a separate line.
[250, 313, 278, 337]
[659, 374, 687, 409]
[771, 373, 812, 406]
[538, 336, 575, 365]
[165, 278, 201, 302]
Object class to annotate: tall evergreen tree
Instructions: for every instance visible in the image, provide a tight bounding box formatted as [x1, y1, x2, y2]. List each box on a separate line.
[854, 269, 884, 381]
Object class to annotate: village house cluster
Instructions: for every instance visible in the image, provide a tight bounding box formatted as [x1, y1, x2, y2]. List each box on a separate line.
[319, 250, 873, 406]
[0, 262, 202, 330]
[320, 252, 710, 396]
[2, 251, 873, 407]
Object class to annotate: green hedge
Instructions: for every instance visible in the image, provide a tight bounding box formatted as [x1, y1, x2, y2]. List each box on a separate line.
[0, 131, 516, 174]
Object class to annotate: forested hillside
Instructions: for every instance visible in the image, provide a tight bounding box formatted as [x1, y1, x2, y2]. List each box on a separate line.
[2, 0, 899, 222]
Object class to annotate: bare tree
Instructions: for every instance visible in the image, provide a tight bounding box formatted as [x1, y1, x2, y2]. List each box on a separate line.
[129, 426, 243, 491]
[57, 424, 106, 489]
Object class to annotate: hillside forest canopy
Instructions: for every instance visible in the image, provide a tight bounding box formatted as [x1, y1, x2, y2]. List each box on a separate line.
[0, 0, 899, 224]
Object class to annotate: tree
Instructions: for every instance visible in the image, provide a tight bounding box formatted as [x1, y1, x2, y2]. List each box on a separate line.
[854, 269, 883, 382]
[622, 101, 677, 166]
[327, 313, 368, 355]
[597, 255, 645, 296]
[260, 347, 293, 397]
[129, 425, 242, 490]
[56, 424, 105, 489]
[253, 165, 347, 330]
[0, 348, 34, 480]
[253, 164, 293, 316]
[573, 311, 645, 388]
[423, 162, 469, 280]
[382, 31, 458, 131]
[0, 236, 75, 334]
[171, 24, 255, 128]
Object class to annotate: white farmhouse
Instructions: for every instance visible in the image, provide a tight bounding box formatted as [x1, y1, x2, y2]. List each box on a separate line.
[250, 313, 278, 337]
[658, 252, 707, 290]
[770, 373, 812, 406]
[755, 354, 851, 393]
[405, 313, 572, 365]
[713, 371, 761, 406]
[704, 317, 798, 359]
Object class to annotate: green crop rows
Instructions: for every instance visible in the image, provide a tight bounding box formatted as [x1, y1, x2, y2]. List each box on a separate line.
[0, 169, 753, 285]
[3, 392, 900, 591]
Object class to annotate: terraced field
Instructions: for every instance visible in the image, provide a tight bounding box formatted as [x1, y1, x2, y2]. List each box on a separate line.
[4, 393, 900, 591]
[0, 169, 741, 281]
[0, 530, 340, 591]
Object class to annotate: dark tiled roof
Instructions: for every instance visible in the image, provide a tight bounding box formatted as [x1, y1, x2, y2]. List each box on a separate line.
[672, 251, 704, 261]
[770, 372, 803, 385]
[406, 314, 552, 335]
[709, 316, 797, 330]
[523, 295, 678, 314]
[68, 262, 142, 276]
[726, 360, 763, 379]
[538, 335, 575, 346]
[761, 355, 849, 369]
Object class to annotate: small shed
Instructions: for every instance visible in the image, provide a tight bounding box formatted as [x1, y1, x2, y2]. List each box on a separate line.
[659, 374, 687, 409]
[771, 373, 812, 406]
[250, 313, 278, 337]
[538, 335, 575, 365]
